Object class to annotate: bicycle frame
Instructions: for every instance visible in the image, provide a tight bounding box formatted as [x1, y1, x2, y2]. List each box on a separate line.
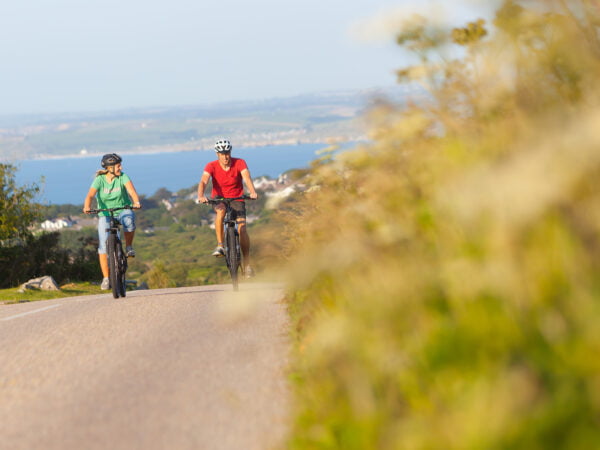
[205, 196, 249, 291]
[88, 206, 132, 298]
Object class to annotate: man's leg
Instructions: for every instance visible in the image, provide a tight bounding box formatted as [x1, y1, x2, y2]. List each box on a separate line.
[212, 206, 226, 256]
[215, 207, 225, 245]
[238, 220, 250, 263]
[238, 219, 254, 278]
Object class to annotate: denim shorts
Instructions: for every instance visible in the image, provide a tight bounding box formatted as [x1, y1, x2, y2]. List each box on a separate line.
[97, 209, 136, 254]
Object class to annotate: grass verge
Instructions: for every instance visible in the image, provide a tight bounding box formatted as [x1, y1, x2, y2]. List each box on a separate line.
[0, 282, 109, 304]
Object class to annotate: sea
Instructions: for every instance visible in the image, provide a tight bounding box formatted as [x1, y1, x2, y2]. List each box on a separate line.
[14, 143, 348, 205]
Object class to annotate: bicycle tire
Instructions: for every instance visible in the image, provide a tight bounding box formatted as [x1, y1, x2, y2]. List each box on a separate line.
[225, 225, 240, 291]
[117, 242, 127, 297]
[107, 234, 121, 298]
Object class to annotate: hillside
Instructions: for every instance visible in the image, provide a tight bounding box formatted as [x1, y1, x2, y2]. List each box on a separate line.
[0, 86, 418, 161]
[36, 172, 306, 289]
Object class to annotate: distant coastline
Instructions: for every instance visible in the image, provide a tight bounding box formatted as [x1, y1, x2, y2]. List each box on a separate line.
[11, 136, 365, 163]
[0, 87, 399, 164]
[16, 142, 351, 204]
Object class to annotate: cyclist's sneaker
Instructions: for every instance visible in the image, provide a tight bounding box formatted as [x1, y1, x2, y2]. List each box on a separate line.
[101, 277, 110, 290]
[126, 246, 136, 258]
[245, 266, 255, 279]
[211, 246, 225, 257]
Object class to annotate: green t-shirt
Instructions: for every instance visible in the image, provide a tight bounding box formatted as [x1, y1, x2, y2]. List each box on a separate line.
[91, 173, 132, 216]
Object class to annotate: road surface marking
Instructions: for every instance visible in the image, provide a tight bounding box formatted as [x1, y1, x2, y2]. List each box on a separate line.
[1, 304, 62, 321]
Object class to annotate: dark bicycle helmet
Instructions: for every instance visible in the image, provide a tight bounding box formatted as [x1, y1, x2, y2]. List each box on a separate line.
[214, 139, 232, 153]
[101, 153, 122, 168]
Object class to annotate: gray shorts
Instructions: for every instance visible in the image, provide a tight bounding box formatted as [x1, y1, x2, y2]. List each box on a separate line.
[214, 200, 246, 220]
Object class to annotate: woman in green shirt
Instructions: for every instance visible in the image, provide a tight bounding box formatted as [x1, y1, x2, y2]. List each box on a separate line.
[83, 153, 141, 290]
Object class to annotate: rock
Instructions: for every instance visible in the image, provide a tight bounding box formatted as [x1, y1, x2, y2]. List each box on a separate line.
[18, 276, 60, 292]
[39, 276, 60, 291]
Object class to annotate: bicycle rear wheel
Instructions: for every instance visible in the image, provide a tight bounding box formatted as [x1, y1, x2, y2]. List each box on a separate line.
[107, 234, 121, 298]
[225, 226, 240, 291]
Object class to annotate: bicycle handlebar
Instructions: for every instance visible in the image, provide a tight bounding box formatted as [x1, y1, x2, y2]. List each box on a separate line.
[86, 205, 134, 215]
[197, 195, 253, 205]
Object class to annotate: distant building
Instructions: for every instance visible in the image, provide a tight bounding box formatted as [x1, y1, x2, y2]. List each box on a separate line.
[40, 218, 73, 230]
[254, 176, 280, 191]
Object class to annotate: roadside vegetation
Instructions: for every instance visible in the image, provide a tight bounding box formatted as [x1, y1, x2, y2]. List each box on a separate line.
[0, 282, 102, 304]
[0, 172, 292, 299]
[282, 1, 600, 448]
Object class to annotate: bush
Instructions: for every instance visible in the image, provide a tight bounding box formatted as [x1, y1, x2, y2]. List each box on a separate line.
[0, 232, 99, 288]
[285, 2, 600, 448]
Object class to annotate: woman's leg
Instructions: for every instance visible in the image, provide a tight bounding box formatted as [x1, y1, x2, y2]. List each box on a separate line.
[97, 216, 109, 278]
[99, 253, 109, 278]
[120, 210, 136, 249]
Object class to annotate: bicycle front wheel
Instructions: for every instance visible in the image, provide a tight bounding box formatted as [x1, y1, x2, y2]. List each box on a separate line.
[107, 234, 121, 298]
[225, 226, 240, 291]
[117, 242, 127, 297]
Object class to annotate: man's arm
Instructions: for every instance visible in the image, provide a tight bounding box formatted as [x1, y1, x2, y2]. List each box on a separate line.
[240, 168, 258, 199]
[197, 171, 211, 203]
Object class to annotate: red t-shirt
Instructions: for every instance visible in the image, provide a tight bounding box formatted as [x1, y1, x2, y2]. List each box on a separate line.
[204, 158, 248, 198]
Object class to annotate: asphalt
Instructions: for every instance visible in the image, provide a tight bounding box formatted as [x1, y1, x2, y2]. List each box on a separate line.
[0, 283, 290, 450]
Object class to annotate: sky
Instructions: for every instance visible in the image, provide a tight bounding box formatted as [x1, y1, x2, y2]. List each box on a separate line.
[0, 0, 496, 116]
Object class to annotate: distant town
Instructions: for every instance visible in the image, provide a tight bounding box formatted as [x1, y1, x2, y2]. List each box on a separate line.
[0, 85, 420, 162]
[37, 173, 302, 232]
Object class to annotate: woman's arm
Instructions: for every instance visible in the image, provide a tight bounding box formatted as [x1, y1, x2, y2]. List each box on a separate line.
[83, 187, 97, 213]
[125, 181, 141, 208]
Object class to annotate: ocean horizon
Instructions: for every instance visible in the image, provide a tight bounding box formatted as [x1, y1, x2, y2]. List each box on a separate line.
[14, 142, 347, 205]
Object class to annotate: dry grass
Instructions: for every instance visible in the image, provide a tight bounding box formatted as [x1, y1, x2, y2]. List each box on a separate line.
[280, 1, 600, 448]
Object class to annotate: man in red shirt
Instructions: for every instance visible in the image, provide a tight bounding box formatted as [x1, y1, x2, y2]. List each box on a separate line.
[197, 139, 259, 277]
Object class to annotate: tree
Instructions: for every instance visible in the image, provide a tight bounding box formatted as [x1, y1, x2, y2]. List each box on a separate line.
[0, 164, 42, 242]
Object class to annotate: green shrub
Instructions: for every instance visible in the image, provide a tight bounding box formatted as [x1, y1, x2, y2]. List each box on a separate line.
[285, 1, 600, 448]
[0, 231, 99, 288]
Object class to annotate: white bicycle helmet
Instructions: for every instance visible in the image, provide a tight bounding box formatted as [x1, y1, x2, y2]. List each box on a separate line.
[214, 139, 232, 153]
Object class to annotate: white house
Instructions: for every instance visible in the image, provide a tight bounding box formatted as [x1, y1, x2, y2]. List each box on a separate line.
[40, 218, 73, 230]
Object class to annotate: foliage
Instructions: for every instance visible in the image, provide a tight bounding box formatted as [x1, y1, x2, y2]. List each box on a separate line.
[0, 174, 286, 289]
[130, 225, 237, 288]
[0, 231, 99, 288]
[41, 203, 81, 220]
[127, 183, 289, 288]
[144, 260, 177, 289]
[0, 164, 99, 288]
[285, 1, 600, 448]
[0, 163, 42, 241]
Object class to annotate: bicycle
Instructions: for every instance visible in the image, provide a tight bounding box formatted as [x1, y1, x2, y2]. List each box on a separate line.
[202, 196, 251, 291]
[87, 206, 132, 299]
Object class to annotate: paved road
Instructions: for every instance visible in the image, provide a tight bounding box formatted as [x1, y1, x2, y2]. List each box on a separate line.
[0, 283, 290, 450]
